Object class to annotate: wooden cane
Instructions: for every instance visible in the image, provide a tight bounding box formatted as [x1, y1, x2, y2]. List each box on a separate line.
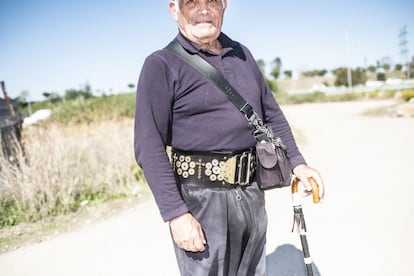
[291, 176, 320, 276]
[291, 177, 320, 203]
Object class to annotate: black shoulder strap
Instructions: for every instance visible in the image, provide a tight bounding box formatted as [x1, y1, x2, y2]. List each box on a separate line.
[165, 40, 283, 145]
[165, 40, 254, 120]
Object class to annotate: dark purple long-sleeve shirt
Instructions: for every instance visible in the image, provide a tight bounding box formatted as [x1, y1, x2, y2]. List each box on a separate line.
[134, 32, 306, 222]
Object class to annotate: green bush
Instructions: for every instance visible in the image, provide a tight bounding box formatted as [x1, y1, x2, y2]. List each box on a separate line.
[22, 93, 136, 124]
[0, 201, 25, 227]
[377, 72, 386, 81]
[401, 89, 414, 101]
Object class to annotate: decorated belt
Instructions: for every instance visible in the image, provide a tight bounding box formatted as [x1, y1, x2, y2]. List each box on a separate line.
[171, 148, 256, 186]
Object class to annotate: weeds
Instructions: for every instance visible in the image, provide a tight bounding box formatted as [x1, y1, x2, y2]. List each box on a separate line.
[0, 120, 145, 228]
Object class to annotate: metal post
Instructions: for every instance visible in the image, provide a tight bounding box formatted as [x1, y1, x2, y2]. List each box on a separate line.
[345, 30, 353, 91]
[1, 81, 17, 125]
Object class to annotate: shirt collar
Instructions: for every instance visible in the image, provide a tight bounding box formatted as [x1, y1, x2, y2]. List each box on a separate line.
[175, 32, 239, 56]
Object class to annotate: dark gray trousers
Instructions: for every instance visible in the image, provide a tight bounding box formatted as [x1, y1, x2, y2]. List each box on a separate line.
[172, 182, 267, 276]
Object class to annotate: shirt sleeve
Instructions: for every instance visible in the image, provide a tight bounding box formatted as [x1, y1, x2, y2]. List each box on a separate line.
[134, 53, 189, 222]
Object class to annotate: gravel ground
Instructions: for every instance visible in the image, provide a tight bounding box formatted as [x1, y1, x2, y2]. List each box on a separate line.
[0, 100, 413, 276]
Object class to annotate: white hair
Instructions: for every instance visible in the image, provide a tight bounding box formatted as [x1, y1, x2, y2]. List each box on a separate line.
[173, 0, 226, 10]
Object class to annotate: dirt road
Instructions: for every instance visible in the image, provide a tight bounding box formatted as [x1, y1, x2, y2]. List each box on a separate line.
[0, 100, 413, 276]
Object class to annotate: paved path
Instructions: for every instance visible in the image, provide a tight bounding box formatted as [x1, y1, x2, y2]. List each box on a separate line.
[0, 100, 413, 276]
[267, 100, 414, 275]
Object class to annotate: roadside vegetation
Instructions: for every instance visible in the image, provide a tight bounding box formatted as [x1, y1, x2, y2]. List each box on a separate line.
[274, 88, 414, 105]
[0, 90, 149, 250]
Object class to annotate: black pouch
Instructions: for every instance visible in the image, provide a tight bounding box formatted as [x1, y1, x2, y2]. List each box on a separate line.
[255, 141, 292, 190]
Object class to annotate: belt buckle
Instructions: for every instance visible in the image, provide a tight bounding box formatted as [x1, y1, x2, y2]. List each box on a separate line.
[237, 152, 252, 186]
[220, 151, 253, 185]
[220, 156, 237, 184]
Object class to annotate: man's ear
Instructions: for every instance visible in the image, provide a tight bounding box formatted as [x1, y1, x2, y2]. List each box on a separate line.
[169, 1, 179, 21]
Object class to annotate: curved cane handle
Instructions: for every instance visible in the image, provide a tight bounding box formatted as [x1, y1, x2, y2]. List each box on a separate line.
[291, 177, 320, 203]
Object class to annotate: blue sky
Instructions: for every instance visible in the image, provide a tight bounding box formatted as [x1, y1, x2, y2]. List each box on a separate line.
[1, 0, 413, 101]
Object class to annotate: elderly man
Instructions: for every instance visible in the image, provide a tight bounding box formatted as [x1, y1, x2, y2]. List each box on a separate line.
[134, 0, 325, 275]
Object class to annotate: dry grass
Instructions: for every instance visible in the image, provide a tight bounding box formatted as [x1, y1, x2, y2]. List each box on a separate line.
[0, 119, 146, 228]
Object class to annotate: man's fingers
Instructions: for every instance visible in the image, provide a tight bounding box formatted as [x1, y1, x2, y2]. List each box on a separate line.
[191, 226, 206, 251]
[193, 239, 206, 252]
[300, 177, 313, 192]
[311, 175, 325, 200]
[198, 225, 207, 245]
[175, 236, 204, 252]
[169, 213, 207, 252]
[180, 236, 205, 252]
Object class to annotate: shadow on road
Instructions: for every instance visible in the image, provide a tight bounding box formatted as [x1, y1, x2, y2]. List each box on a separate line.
[266, 244, 322, 276]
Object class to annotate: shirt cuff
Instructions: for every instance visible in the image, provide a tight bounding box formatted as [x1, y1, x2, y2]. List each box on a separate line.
[161, 203, 189, 223]
[289, 154, 307, 171]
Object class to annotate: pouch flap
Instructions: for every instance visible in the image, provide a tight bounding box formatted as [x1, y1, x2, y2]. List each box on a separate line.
[256, 142, 278, 168]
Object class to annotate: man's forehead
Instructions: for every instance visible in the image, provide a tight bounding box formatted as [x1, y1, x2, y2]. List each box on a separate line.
[173, 0, 225, 5]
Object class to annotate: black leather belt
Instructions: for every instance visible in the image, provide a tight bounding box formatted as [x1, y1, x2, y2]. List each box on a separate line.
[171, 148, 256, 187]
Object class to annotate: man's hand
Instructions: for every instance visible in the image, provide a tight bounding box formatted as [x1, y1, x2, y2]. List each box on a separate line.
[169, 213, 206, 252]
[293, 164, 325, 201]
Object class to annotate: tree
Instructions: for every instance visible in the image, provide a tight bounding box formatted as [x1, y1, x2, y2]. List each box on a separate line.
[317, 69, 328, 77]
[380, 56, 392, 72]
[256, 59, 266, 75]
[128, 83, 135, 90]
[64, 84, 93, 100]
[302, 69, 328, 77]
[333, 67, 366, 86]
[352, 67, 367, 85]
[43, 91, 62, 103]
[394, 64, 403, 71]
[255, 59, 279, 92]
[270, 57, 282, 80]
[64, 89, 82, 100]
[377, 72, 386, 81]
[367, 65, 377, 73]
[283, 70, 292, 79]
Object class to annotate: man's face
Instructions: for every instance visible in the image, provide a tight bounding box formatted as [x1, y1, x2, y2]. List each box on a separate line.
[170, 0, 226, 45]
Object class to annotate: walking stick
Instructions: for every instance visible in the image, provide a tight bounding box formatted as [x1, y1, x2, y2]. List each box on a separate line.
[291, 177, 320, 276]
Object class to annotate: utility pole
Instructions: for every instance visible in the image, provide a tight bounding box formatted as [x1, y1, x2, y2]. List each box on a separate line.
[345, 29, 353, 91]
[398, 25, 410, 79]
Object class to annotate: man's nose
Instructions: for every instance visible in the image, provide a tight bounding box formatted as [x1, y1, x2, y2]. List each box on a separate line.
[198, 1, 209, 11]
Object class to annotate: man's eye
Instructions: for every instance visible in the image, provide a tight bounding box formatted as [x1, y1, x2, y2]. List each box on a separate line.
[183, 0, 220, 8]
[185, 0, 196, 5]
